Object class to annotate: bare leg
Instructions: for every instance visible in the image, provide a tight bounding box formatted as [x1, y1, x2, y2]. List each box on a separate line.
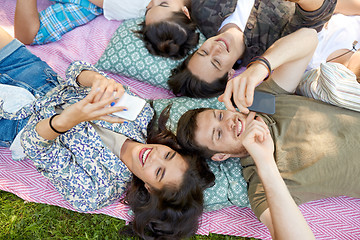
[15, 0, 40, 45]
[88, 0, 104, 8]
[0, 27, 14, 50]
[334, 0, 360, 15]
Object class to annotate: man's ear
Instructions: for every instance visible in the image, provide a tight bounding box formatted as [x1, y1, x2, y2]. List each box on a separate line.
[227, 69, 235, 80]
[211, 153, 232, 162]
[144, 183, 152, 193]
[182, 6, 191, 20]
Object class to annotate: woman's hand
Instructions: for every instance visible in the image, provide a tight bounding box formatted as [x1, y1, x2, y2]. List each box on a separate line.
[218, 63, 268, 113]
[60, 85, 127, 126]
[35, 86, 128, 140]
[76, 70, 125, 102]
[241, 115, 274, 163]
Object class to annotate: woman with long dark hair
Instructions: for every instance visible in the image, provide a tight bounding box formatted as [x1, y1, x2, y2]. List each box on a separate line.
[0, 28, 214, 239]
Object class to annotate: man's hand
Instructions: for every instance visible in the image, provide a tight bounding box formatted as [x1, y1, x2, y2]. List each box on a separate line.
[241, 116, 274, 162]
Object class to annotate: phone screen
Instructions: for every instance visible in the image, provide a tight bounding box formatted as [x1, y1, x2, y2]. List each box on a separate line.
[111, 93, 146, 121]
[231, 91, 275, 114]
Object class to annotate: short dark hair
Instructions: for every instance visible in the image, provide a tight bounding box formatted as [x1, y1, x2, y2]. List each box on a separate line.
[176, 108, 217, 158]
[121, 105, 215, 239]
[168, 54, 228, 98]
[136, 12, 199, 60]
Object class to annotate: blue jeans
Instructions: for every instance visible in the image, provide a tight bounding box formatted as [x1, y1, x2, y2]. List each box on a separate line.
[0, 39, 59, 147]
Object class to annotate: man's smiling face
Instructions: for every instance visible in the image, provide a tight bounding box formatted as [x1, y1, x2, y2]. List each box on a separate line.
[194, 109, 254, 155]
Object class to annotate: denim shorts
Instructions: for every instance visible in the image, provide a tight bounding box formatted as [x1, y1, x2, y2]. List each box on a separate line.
[0, 39, 59, 147]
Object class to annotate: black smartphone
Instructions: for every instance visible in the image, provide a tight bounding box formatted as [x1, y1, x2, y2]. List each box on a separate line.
[231, 91, 275, 114]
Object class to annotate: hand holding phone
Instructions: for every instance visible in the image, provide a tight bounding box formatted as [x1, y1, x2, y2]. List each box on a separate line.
[111, 92, 146, 121]
[231, 91, 275, 114]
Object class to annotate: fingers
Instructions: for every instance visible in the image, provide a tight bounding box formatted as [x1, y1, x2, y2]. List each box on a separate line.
[93, 78, 114, 102]
[245, 83, 256, 107]
[245, 111, 256, 123]
[220, 75, 251, 114]
[113, 83, 125, 100]
[91, 77, 124, 103]
[219, 81, 236, 112]
[83, 95, 124, 121]
[99, 114, 127, 124]
[82, 84, 102, 104]
[245, 116, 269, 142]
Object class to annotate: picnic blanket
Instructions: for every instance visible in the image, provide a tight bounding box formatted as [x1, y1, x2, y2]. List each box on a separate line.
[1, 1, 360, 239]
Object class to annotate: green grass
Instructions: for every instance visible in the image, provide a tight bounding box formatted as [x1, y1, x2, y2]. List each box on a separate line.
[0, 191, 257, 240]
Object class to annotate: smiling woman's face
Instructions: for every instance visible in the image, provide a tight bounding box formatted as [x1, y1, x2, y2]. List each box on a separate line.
[125, 143, 188, 190]
[187, 32, 241, 84]
[145, 0, 186, 25]
[187, 26, 246, 84]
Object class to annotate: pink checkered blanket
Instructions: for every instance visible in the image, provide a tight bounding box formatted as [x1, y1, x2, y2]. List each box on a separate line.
[1, 1, 360, 239]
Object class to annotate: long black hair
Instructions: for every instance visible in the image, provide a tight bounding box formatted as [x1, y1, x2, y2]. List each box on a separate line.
[121, 105, 215, 239]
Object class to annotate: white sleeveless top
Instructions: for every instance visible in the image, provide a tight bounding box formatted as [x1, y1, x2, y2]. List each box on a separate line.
[103, 0, 149, 20]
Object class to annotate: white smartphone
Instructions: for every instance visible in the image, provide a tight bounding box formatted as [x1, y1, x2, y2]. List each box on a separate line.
[111, 92, 146, 121]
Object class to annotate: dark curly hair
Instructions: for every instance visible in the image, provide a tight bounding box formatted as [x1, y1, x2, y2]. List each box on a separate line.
[175, 107, 217, 159]
[137, 11, 199, 60]
[167, 53, 228, 98]
[121, 105, 215, 240]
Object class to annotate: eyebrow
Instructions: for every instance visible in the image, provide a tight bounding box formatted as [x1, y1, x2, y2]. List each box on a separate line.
[211, 61, 221, 71]
[211, 110, 216, 143]
[195, 52, 220, 71]
[169, 152, 176, 160]
[159, 152, 176, 182]
[159, 169, 165, 182]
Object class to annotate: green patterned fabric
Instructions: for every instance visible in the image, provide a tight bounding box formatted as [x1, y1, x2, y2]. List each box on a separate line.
[95, 17, 205, 89]
[204, 159, 250, 211]
[152, 96, 225, 133]
[152, 97, 250, 212]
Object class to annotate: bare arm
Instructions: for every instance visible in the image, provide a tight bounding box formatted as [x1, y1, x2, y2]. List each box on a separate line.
[88, 0, 104, 8]
[36, 70, 126, 140]
[242, 114, 315, 240]
[334, 0, 360, 15]
[15, 0, 40, 45]
[219, 28, 318, 113]
[257, 159, 315, 240]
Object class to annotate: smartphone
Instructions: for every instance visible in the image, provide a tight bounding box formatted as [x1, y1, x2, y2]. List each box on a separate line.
[231, 91, 276, 114]
[111, 92, 146, 121]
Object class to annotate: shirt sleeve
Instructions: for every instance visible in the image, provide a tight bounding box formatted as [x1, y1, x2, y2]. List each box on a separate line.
[65, 61, 110, 88]
[19, 61, 132, 212]
[21, 118, 125, 212]
[283, 0, 336, 34]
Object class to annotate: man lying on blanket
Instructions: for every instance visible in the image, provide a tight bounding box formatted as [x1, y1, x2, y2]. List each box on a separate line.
[174, 27, 360, 240]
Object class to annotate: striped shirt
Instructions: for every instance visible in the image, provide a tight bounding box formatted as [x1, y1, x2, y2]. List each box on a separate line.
[297, 62, 360, 113]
